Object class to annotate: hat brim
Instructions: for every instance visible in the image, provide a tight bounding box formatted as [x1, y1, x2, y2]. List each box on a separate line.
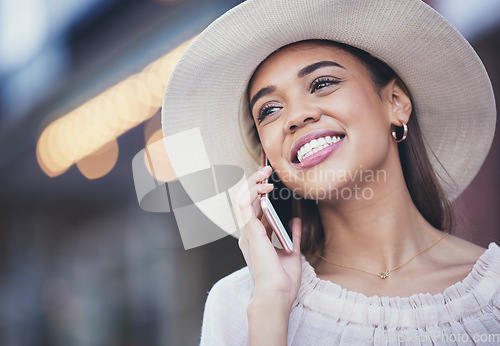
[162, 0, 496, 201]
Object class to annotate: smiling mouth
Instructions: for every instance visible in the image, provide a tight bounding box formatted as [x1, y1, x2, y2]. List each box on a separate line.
[292, 134, 345, 163]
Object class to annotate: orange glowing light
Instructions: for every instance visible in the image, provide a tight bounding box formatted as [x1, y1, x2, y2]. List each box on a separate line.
[76, 139, 119, 180]
[144, 129, 177, 182]
[36, 122, 69, 177]
[37, 36, 196, 178]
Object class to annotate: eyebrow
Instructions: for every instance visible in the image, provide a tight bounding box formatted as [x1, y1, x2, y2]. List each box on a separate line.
[297, 60, 345, 78]
[249, 86, 276, 111]
[249, 61, 345, 111]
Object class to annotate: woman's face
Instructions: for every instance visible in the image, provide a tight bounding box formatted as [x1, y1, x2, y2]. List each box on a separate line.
[249, 42, 404, 199]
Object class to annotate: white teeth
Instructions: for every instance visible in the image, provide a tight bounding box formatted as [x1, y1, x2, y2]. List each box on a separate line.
[296, 135, 343, 163]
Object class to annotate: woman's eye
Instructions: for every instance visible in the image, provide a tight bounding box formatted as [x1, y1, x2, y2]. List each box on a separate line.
[310, 77, 340, 93]
[257, 105, 281, 124]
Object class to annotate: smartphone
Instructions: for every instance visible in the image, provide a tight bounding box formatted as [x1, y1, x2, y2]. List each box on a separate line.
[260, 153, 293, 253]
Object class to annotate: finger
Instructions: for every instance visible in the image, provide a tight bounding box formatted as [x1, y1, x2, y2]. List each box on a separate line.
[238, 183, 274, 227]
[240, 173, 274, 207]
[254, 183, 274, 195]
[238, 167, 273, 203]
[249, 165, 273, 184]
[253, 197, 263, 219]
[238, 182, 274, 208]
[234, 166, 272, 209]
[252, 183, 273, 216]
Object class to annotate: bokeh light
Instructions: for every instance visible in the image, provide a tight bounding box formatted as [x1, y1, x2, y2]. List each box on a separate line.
[76, 139, 119, 180]
[143, 115, 177, 182]
[36, 36, 196, 179]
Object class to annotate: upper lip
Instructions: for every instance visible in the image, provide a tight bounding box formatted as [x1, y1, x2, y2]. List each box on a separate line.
[290, 129, 345, 162]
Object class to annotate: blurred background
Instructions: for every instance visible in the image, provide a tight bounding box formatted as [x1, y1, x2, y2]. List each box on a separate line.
[0, 0, 498, 345]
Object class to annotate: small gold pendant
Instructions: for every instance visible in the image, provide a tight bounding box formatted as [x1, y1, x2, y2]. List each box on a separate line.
[378, 271, 389, 279]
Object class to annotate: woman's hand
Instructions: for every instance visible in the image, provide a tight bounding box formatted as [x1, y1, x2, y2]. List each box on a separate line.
[236, 166, 302, 345]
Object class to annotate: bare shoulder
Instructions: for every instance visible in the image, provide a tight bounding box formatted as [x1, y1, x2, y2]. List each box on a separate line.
[437, 233, 487, 265]
[424, 233, 487, 286]
[413, 234, 490, 294]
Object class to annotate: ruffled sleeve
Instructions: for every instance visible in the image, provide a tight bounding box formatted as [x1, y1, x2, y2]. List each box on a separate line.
[200, 267, 253, 346]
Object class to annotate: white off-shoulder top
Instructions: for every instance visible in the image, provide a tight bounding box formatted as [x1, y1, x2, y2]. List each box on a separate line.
[200, 242, 500, 345]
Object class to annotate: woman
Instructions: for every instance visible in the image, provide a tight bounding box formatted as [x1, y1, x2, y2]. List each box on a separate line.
[162, 0, 499, 344]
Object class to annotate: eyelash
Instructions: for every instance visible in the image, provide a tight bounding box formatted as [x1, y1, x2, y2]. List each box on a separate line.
[255, 77, 341, 124]
[310, 77, 341, 93]
[257, 104, 281, 124]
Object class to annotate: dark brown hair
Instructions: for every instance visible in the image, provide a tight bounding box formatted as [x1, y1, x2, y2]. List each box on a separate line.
[249, 40, 454, 255]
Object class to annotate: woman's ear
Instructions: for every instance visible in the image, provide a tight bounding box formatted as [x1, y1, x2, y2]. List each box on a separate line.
[388, 78, 412, 126]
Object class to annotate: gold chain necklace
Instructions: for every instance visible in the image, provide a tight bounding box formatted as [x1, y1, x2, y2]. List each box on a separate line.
[316, 232, 449, 279]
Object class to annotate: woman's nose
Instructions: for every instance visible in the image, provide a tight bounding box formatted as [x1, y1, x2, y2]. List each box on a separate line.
[284, 101, 321, 133]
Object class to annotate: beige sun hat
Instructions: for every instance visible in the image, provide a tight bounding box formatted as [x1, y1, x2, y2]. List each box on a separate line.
[161, 0, 496, 201]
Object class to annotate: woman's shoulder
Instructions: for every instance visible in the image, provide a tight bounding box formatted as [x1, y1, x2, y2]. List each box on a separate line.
[209, 266, 253, 295]
[427, 235, 499, 289]
[448, 239, 500, 293]
[204, 266, 254, 309]
[200, 267, 253, 345]
[440, 234, 492, 262]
